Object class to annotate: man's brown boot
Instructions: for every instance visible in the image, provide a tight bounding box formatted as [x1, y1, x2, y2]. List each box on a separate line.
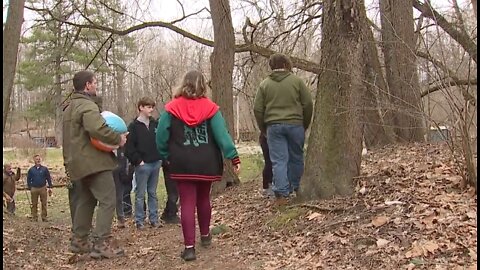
[90, 237, 125, 259]
[70, 237, 92, 254]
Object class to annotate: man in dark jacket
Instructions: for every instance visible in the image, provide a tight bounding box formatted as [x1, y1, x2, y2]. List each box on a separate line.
[125, 97, 162, 229]
[63, 70, 128, 259]
[3, 164, 21, 214]
[254, 53, 313, 205]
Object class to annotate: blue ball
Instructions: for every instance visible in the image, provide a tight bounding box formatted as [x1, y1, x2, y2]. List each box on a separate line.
[101, 111, 127, 133]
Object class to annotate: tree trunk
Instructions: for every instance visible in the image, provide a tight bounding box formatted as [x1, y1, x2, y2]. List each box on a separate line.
[472, 0, 478, 18]
[380, 0, 425, 142]
[3, 0, 25, 131]
[208, 0, 238, 194]
[360, 12, 396, 147]
[299, 0, 365, 200]
[116, 65, 126, 118]
[54, 20, 63, 147]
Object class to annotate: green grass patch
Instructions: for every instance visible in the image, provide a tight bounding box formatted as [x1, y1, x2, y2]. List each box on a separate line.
[266, 208, 307, 229]
[238, 153, 264, 182]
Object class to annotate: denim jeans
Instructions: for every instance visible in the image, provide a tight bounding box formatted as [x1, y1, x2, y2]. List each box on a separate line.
[134, 160, 161, 225]
[267, 124, 305, 197]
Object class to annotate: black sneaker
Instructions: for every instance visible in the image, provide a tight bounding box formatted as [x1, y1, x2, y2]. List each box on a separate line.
[136, 224, 145, 230]
[200, 234, 212, 247]
[180, 247, 196, 261]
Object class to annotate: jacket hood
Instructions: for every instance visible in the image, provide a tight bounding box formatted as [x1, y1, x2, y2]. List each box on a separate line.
[165, 96, 219, 127]
[269, 70, 291, 82]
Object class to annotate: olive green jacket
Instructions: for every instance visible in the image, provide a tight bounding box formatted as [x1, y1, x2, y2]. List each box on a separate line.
[62, 93, 121, 181]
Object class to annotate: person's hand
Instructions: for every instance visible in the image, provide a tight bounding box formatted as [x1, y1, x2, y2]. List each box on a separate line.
[119, 132, 129, 147]
[139, 161, 145, 166]
[233, 164, 241, 175]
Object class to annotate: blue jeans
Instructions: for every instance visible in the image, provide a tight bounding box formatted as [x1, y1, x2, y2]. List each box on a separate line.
[134, 160, 161, 225]
[267, 124, 305, 197]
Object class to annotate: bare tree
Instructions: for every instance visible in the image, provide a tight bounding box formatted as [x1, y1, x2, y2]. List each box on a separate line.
[3, 0, 25, 131]
[209, 0, 239, 192]
[299, 0, 366, 200]
[380, 0, 425, 142]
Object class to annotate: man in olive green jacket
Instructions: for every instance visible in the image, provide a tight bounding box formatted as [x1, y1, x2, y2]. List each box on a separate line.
[254, 53, 313, 204]
[63, 70, 127, 259]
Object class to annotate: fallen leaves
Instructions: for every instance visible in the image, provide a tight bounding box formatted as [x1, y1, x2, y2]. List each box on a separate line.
[405, 240, 440, 258]
[306, 212, 322, 221]
[2, 143, 477, 270]
[372, 215, 390, 227]
[376, 238, 390, 248]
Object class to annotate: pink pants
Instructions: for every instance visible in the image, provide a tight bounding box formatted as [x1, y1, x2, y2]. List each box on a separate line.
[177, 181, 212, 246]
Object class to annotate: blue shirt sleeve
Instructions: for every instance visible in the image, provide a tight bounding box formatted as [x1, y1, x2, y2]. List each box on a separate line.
[44, 167, 52, 188]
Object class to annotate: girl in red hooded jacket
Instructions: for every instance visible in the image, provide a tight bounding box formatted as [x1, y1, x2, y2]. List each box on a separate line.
[155, 70, 241, 261]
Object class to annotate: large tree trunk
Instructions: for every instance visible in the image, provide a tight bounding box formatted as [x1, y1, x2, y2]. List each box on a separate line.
[209, 0, 238, 194]
[299, 0, 365, 200]
[381, 0, 425, 142]
[360, 12, 396, 147]
[3, 0, 25, 131]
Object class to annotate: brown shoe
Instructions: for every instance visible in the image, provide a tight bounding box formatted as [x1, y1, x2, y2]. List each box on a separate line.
[70, 237, 92, 254]
[90, 238, 125, 259]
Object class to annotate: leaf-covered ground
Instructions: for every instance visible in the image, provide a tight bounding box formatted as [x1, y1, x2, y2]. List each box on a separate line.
[3, 142, 477, 270]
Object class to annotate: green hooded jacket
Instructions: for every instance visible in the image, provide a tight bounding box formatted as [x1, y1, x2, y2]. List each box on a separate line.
[253, 70, 313, 133]
[62, 93, 121, 181]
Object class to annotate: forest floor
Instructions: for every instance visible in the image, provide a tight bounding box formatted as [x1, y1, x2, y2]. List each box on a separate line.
[2, 142, 477, 270]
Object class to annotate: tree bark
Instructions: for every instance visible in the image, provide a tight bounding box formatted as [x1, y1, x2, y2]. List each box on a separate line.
[381, 0, 425, 142]
[472, 0, 478, 18]
[208, 0, 239, 194]
[360, 13, 396, 147]
[299, 0, 365, 200]
[3, 0, 25, 131]
[116, 65, 126, 118]
[54, 20, 63, 147]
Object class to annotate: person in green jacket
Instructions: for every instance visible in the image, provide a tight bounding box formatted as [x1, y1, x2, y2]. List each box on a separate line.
[156, 70, 241, 261]
[62, 70, 128, 259]
[253, 53, 313, 205]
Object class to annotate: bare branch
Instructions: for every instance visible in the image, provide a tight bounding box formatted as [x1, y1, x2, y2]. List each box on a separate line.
[420, 78, 477, 98]
[26, 4, 324, 74]
[412, 0, 477, 63]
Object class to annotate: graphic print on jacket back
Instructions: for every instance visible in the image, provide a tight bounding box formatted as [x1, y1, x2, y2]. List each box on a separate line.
[183, 122, 208, 147]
